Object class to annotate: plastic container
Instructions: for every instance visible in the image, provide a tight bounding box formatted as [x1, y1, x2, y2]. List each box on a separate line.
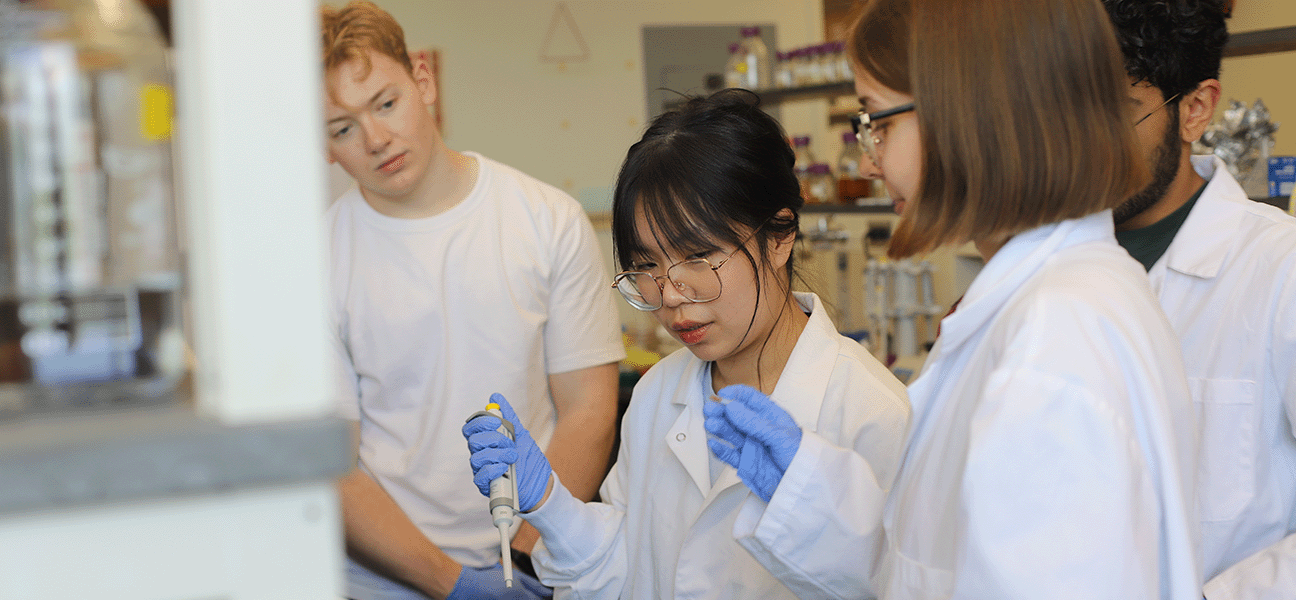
[737, 26, 770, 90]
[832, 41, 851, 82]
[804, 163, 836, 204]
[773, 51, 793, 89]
[791, 135, 815, 194]
[723, 42, 743, 90]
[0, 0, 185, 412]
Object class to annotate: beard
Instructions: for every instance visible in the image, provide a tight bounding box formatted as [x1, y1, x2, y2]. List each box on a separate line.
[1114, 105, 1183, 226]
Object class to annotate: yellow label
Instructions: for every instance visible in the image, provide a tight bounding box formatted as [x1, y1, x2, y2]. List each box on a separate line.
[735, 63, 748, 74]
[140, 83, 173, 141]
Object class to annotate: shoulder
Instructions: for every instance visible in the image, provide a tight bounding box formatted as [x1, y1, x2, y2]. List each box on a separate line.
[830, 337, 908, 410]
[474, 154, 586, 220]
[998, 243, 1174, 365]
[324, 188, 365, 230]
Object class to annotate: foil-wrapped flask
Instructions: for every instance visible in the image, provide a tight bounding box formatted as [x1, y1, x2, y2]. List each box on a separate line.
[0, 0, 184, 413]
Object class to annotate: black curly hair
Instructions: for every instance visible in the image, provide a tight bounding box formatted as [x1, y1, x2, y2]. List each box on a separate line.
[1101, 0, 1229, 100]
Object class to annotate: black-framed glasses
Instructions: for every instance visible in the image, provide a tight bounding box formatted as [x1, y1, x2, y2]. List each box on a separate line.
[1134, 92, 1181, 127]
[611, 225, 764, 312]
[850, 102, 915, 164]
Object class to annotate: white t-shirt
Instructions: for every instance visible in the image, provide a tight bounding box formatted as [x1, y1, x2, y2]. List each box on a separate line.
[327, 152, 624, 575]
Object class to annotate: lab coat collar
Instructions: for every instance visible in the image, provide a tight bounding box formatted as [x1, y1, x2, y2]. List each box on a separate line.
[665, 292, 833, 498]
[935, 212, 1114, 355]
[1157, 156, 1247, 279]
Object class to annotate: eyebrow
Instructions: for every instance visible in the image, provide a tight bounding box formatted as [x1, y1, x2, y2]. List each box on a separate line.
[327, 86, 394, 124]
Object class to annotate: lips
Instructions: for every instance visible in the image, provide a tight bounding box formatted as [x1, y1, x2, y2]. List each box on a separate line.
[377, 152, 406, 173]
[673, 321, 710, 345]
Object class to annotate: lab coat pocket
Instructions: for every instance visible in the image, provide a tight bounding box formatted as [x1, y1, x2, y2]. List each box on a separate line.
[1192, 377, 1258, 523]
[887, 550, 953, 600]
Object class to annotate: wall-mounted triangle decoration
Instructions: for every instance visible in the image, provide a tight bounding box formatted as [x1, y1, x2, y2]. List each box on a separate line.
[540, 2, 590, 63]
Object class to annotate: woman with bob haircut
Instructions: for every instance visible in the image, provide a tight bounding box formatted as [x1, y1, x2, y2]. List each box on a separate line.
[461, 89, 910, 599]
[703, 0, 1201, 598]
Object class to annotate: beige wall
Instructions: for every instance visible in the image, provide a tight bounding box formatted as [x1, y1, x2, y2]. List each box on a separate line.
[343, 0, 832, 331]
[1219, 1, 1296, 156]
[369, 0, 827, 202]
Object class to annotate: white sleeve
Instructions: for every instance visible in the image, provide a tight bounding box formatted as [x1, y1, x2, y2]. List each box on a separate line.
[542, 201, 624, 375]
[734, 431, 888, 599]
[1203, 275, 1296, 600]
[525, 471, 629, 599]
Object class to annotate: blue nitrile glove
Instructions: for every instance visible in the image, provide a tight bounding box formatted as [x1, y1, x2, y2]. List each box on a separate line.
[703, 384, 803, 502]
[462, 392, 552, 512]
[446, 562, 551, 600]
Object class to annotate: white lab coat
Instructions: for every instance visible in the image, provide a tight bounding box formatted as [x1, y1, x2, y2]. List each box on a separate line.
[523, 292, 910, 599]
[1157, 157, 1296, 600]
[740, 212, 1202, 599]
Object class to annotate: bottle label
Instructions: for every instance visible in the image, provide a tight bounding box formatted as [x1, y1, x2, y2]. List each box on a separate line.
[140, 83, 173, 141]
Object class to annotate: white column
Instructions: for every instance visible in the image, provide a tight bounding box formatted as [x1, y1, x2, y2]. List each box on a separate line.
[172, 0, 331, 423]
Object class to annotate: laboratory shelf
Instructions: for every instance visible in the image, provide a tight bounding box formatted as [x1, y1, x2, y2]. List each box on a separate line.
[665, 81, 855, 110]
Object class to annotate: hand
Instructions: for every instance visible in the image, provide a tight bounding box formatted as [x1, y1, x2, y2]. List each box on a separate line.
[703, 384, 803, 502]
[462, 393, 553, 512]
[446, 563, 552, 600]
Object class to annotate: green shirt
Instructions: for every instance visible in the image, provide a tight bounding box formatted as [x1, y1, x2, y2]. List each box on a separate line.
[1115, 182, 1208, 271]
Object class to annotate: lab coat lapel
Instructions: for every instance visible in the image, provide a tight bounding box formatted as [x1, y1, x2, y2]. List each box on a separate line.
[666, 361, 712, 498]
[1157, 156, 1245, 281]
[769, 293, 833, 430]
[697, 293, 835, 506]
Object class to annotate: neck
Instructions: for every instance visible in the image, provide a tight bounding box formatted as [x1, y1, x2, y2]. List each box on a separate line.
[363, 142, 478, 219]
[1116, 148, 1205, 231]
[710, 293, 809, 396]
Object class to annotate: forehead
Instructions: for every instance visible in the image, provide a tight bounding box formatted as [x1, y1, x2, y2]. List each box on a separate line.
[325, 51, 409, 110]
[627, 202, 720, 261]
[853, 70, 911, 111]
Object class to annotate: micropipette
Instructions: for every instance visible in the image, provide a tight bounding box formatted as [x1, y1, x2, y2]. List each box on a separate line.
[467, 402, 519, 588]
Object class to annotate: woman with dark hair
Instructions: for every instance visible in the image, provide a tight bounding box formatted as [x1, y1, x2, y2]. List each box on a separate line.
[706, 0, 1201, 598]
[461, 89, 910, 599]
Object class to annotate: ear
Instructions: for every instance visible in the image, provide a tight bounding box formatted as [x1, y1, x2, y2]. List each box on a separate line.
[768, 208, 798, 270]
[1181, 79, 1221, 144]
[410, 53, 438, 106]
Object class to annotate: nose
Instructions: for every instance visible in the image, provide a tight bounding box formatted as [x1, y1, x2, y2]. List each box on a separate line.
[362, 118, 392, 155]
[657, 276, 692, 309]
[858, 153, 883, 180]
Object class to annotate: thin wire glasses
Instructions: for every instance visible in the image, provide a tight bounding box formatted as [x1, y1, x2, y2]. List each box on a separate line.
[1134, 92, 1182, 127]
[611, 226, 764, 312]
[850, 102, 915, 164]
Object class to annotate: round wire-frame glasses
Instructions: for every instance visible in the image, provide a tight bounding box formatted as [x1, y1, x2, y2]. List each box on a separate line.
[850, 102, 915, 165]
[611, 225, 764, 312]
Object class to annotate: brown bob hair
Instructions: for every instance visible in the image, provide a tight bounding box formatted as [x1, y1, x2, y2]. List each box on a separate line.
[848, 0, 1148, 259]
[320, 1, 414, 78]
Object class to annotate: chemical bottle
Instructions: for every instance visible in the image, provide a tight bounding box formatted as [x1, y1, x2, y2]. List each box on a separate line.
[0, 0, 185, 411]
[805, 164, 837, 204]
[723, 42, 743, 90]
[737, 26, 770, 90]
[792, 136, 816, 200]
[773, 51, 793, 89]
[838, 131, 871, 204]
